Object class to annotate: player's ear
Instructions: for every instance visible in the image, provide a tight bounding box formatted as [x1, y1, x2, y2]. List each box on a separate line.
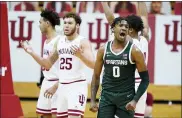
[76, 24, 80, 29]
[111, 28, 114, 33]
[46, 21, 51, 26]
[129, 28, 133, 33]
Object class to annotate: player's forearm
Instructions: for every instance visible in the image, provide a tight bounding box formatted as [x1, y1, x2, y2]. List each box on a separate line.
[91, 74, 100, 102]
[137, 2, 149, 40]
[53, 81, 59, 89]
[101, 2, 115, 26]
[137, 2, 148, 17]
[141, 16, 149, 40]
[30, 52, 52, 69]
[133, 71, 149, 102]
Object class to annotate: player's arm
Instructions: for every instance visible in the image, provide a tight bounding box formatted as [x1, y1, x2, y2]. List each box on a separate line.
[101, 2, 115, 26]
[131, 45, 149, 102]
[20, 40, 59, 69]
[30, 50, 58, 69]
[79, 40, 95, 69]
[91, 45, 105, 103]
[136, 2, 149, 41]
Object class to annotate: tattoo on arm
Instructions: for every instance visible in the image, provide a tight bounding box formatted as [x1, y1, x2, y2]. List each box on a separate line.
[49, 51, 58, 65]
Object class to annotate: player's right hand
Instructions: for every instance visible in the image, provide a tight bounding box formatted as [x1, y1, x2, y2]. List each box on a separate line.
[89, 102, 98, 112]
[44, 85, 57, 99]
[20, 40, 33, 54]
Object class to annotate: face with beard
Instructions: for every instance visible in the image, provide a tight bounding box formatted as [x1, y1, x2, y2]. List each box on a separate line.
[63, 17, 77, 36]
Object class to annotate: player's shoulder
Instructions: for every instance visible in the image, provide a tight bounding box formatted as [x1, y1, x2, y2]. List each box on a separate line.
[58, 35, 66, 40]
[131, 44, 142, 54]
[139, 36, 148, 43]
[132, 38, 141, 49]
[98, 40, 111, 54]
[132, 38, 140, 45]
[77, 35, 86, 40]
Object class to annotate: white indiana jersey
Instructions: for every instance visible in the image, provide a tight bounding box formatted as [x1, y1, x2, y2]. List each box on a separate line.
[57, 35, 85, 83]
[42, 35, 60, 80]
[133, 36, 149, 79]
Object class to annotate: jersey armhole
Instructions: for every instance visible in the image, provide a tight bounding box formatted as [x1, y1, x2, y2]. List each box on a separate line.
[129, 44, 135, 64]
[103, 42, 109, 60]
[54, 36, 61, 51]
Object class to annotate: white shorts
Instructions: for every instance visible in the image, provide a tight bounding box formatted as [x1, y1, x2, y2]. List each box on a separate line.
[57, 80, 88, 118]
[134, 82, 147, 118]
[36, 79, 59, 115]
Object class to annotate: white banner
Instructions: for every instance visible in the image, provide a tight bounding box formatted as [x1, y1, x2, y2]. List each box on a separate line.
[154, 15, 181, 85]
[8, 12, 42, 82]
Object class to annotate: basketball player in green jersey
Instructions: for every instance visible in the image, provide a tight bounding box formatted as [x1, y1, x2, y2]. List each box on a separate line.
[90, 17, 149, 118]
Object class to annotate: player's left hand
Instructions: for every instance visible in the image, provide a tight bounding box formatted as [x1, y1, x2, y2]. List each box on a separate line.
[44, 85, 57, 99]
[70, 45, 83, 58]
[125, 100, 137, 111]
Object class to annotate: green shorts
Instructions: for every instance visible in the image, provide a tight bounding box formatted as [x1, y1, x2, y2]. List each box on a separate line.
[97, 89, 135, 118]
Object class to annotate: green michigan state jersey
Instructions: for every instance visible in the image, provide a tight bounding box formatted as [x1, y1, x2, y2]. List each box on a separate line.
[102, 40, 136, 92]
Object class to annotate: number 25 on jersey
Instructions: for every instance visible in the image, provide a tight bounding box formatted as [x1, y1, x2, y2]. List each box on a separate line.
[60, 58, 72, 70]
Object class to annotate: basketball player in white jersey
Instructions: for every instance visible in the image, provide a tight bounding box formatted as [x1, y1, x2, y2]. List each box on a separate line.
[21, 12, 95, 118]
[26, 9, 61, 118]
[101, 2, 149, 118]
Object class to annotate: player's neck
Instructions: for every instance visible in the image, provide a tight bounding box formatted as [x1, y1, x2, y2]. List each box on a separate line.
[66, 32, 78, 41]
[46, 29, 57, 41]
[113, 39, 127, 48]
[131, 34, 139, 40]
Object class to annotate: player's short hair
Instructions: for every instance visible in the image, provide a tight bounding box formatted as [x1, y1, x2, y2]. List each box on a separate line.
[63, 12, 82, 25]
[126, 14, 144, 32]
[111, 17, 128, 29]
[40, 9, 60, 27]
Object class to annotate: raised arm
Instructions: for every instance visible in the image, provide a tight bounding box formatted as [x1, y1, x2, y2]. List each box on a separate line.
[80, 40, 95, 69]
[101, 2, 115, 26]
[131, 45, 149, 102]
[20, 40, 59, 69]
[136, 2, 149, 41]
[90, 45, 105, 112]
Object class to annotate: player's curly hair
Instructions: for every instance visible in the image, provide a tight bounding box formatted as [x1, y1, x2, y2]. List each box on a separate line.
[126, 14, 144, 32]
[63, 12, 82, 25]
[40, 9, 60, 27]
[111, 17, 128, 30]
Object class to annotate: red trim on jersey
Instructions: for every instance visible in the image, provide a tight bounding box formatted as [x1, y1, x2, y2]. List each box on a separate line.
[135, 78, 142, 83]
[68, 109, 84, 117]
[134, 113, 144, 116]
[60, 79, 86, 84]
[36, 111, 51, 115]
[57, 112, 68, 115]
[135, 78, 141, 80]
[51, 108, 57, 114]
[68, 113, 84, 116]
[47, 79, 59, 81]
[68, 109, 84, 114]
[51, 108, 57, 110]
[36, 108, 51, 112]
[57, 115, 68, 118]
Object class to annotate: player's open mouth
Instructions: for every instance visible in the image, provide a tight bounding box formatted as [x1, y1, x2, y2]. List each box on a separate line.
[120, 32, 126, 37]
[64, 29, 69, 32]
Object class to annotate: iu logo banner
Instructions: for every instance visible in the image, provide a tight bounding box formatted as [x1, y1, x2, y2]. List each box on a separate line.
[164, 20, 182, 52]
[88, 18, 109, 49]
[8, 12, 42, 82]
[10, 16, 33, 48]
[154, 15, 181, 85]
